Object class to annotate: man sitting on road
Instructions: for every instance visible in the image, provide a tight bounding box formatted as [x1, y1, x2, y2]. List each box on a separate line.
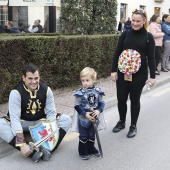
[0, 64, 71, 162]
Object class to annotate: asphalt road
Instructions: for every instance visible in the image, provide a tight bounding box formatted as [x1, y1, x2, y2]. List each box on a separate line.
[1, 82, 170, 170]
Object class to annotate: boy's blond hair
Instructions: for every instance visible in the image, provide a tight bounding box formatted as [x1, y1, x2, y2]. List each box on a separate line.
[80, 67, 97, 80]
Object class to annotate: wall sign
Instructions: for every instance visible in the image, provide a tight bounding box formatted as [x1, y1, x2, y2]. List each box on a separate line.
[0, 0, 8, 5]
[9, 0, 55, 6]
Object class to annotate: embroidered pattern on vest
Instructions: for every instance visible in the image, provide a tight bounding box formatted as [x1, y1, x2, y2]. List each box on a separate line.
[23, 84, 42, 115]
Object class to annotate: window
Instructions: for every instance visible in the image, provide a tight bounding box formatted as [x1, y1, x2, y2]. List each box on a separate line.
[154, 7, 160, 16]
[0, 6, 8, 25]
[120, 3, 126, 21]
[139, 5, 145, 11]
[12, 6, 28, 27]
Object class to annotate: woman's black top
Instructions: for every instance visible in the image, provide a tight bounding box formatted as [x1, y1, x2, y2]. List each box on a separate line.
[112, 26, 156, 79]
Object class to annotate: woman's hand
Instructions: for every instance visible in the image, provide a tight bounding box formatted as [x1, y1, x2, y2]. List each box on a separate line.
[111, 72, 118, 82]
[146, 78, 156, 87]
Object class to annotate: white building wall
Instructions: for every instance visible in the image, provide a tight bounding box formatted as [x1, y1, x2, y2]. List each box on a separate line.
[117, 0, 170, 23]
[1, 0, 169, 32]
[52, 0, 169, 32]
[28, 7, 45, 28]
[28, 6, 60, 31]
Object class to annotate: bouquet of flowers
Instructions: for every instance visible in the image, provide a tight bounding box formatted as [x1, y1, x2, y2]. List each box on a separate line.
[118, 49, 141, 75]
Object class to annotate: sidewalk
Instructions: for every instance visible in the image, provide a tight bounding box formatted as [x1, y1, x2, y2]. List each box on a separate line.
[0, 68, 170, 158]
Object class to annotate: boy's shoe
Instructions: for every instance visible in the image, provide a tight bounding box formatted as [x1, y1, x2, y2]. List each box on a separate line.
[40, 147, 51, 161]
[80, 155, 89, 160]
[127, 125, 137, 138]
[32, 152, 43, 163]
[91, 152, 101, 157]
[112, 120, 125, 133]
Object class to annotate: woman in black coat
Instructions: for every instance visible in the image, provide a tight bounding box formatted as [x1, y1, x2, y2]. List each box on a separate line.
[111, 10, 156, 138]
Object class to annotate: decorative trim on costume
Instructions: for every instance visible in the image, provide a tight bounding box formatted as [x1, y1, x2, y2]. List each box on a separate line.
[74, 87, 105, 96]
[79, 139, 88, 144]
[88, 139, 95, 143]
[3, 116, 11, 124]
[15, 130, 26, 147]
[56, 113, 61, 120]
[23, 84, 38, 99]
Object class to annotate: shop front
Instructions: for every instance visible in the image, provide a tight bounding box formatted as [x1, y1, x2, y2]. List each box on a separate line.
[0, 0, 60, 32]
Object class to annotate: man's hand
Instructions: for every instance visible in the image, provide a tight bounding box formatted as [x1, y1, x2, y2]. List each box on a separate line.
[20, 144, 33, 157]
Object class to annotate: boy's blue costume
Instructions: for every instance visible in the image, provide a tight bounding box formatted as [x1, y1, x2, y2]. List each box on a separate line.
[71, 86, 106, 157]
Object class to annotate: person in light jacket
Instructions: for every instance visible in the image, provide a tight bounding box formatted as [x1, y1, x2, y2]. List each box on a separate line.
[161, 14, 170, 72]
[149, 14, 164, 75]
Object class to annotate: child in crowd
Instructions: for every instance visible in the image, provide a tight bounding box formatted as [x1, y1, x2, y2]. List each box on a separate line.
[71, 67, 106, 160]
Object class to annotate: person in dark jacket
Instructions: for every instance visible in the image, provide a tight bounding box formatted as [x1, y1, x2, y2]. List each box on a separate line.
[0, 24, 7, 33]
[124, 17, 132, 31]
[18, 19, 30, 33]
[6, 21, 20, 33]
[161, 14, 170, 72]
[111, 9, 156, 138]
[118, 18, 126, 34]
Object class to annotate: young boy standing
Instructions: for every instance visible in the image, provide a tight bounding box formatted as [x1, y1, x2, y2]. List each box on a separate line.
[71, 67, 105, 160]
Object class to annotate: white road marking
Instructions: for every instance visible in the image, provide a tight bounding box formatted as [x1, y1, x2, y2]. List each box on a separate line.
[153, 88, 170, 97]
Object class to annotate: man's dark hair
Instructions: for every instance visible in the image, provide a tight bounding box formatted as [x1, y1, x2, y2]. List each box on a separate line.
[22, 64, 39, 77]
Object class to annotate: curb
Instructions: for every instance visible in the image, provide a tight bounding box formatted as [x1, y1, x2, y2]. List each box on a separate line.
[0, 139, 16, 159]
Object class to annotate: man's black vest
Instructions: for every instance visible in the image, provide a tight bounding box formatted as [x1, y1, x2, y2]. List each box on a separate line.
[14, 82, 48, 121]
